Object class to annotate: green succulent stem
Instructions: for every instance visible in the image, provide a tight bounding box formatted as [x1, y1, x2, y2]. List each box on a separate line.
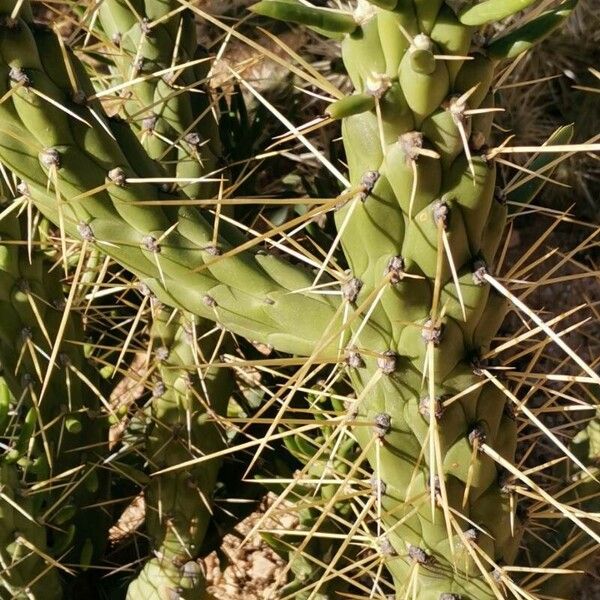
[126, 306, 233, 600]
[0, 207, 108, 596]
[0, 1, 591, 599]
[0, 5, 344, 356]
[247, 1, 582, 598]
[95, 0, 221, 201]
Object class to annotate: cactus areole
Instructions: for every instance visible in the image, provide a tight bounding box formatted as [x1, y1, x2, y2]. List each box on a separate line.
[246, 1, 578, 597]
[0, 0, 583, 598]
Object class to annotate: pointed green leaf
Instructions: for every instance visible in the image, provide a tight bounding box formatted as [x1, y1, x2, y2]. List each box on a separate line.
[250, 1, 358, 33]
[507, 124, 574, 211]
[487, 0, 578, 59]
[459, 0, 538, 26]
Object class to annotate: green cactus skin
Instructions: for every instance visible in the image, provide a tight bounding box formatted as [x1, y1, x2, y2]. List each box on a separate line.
[0, 207, 109, 596]
[125, 306, 232, 600]
[0, 462, 64, 599]
[0, 1, 593, 599]
[0, 6, 342, 357]
[95, 0, 220, 201]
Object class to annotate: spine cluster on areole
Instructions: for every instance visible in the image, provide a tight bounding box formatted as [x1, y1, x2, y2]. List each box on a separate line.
[251, 1, 578, 598]
[0, 0, 586, 598]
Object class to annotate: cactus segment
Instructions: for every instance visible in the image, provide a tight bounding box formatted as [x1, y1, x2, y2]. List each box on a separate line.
[96, 0, 220, 201]
[0, 5, 344, 357]
[126, 307, 233, 599]
[249, 1, 590, 598]
[0, 207, 108, 595]
[250, 1, 358, 34]
[0, 463, 64, 599]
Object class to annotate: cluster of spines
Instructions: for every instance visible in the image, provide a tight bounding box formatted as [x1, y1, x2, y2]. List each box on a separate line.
[0, 1, 595, 599]
[0, 202, 108, 596]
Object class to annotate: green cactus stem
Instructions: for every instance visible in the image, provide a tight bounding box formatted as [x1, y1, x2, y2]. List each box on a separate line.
[0, 6, 343, 356]
[0, 205, 108, 595]
[0, 462, 64, 599]
[125, 306, 233, 600]
[248, 2, 585, 599]
[95, 0, 220, 201]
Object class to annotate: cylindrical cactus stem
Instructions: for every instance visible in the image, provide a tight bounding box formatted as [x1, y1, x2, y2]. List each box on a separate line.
[261, 393, 358, 598]
[0, 204, 109, 592]
[126, 305, 233, 599]
[0, 462, 64, 599]
[0, 2, 345, 357]
[95, 0, 220, 200]
[249, 1, 581, 598]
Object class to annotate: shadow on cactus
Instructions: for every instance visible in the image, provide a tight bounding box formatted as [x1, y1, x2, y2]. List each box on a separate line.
[0, 0, 597, 599]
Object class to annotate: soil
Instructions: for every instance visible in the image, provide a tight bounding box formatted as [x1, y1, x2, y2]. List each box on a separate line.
[203, 495, 288, 600]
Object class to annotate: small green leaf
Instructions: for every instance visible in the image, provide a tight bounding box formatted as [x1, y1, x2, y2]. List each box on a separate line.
[507, 124, 574, 211]
[487, 0, 578, 59]
[327, 93, 376, 120]
[250, 1, 358, 34]
[459, 0, 538, 26]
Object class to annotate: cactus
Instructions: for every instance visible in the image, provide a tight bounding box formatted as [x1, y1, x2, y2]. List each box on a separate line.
[0, 1, 597, 599]
[0, 374, 63, 600]
[0, 461, 64, 599]
[259, 391, 359, 599]
[519, 411, 600, 598]
[94, 0, 220, 200]
[0, 198, 108, 594]
[0, 4, 338, 355]
[125, 305, 232, 599]
[246, 2, 595, 598]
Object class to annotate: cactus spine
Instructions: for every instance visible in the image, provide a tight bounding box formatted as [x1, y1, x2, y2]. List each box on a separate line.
[0, 1, 596, 599]
[126, 306, 232, 599]
[0, 201, 108, 596]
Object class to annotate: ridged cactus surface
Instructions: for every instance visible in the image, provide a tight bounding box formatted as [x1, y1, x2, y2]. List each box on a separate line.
[248, 1, 581, 598]
[0, 2, 340, 355]
[126, 307, 232, 599]
[0, 206, 108, 596]
[0, 1, 596, 599]
[96, 0, 220, 200]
